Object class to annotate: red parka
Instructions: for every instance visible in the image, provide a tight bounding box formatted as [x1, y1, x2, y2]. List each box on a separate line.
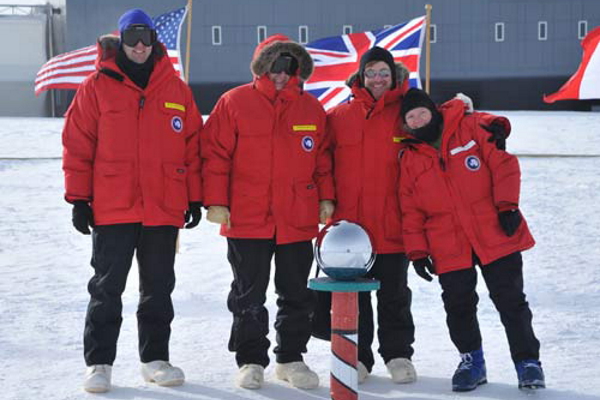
[62, 36, 203, 227]
[201, 37, 334, 244]
[399, 99, 535, 274]
[327, 71, 409, 254]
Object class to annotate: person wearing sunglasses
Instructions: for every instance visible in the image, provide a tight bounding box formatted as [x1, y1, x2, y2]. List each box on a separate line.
[62, 8, 203, 393]
[201, 34, 334, 390]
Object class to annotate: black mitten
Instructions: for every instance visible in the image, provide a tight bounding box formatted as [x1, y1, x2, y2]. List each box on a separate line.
[498, 209, 522, 236]
[481, 121, 507, 150]
[72, 200, 94, 235]
[184, 202, 203, 229]
[413, 257, 435, 282]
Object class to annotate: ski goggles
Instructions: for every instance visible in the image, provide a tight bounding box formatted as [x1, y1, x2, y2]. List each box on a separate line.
[364, 68, 392, 79]
[121, 25, 157, 47]
[270, 54, 299, 75]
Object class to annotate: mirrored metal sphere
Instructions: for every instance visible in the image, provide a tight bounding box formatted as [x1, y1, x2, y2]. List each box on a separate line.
[315, 220, 376, 280]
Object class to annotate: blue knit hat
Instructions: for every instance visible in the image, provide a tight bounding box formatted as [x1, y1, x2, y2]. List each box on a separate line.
[118, 9, 154, 33]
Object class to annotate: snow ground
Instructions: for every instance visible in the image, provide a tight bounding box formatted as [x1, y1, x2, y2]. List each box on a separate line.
[1, 111, 599, 400]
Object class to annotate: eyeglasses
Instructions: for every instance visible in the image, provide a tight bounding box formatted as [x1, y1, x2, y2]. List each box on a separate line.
[122, 25, 157, 47]
[270, 54, 299, 75]
[364, 68, 392, 79]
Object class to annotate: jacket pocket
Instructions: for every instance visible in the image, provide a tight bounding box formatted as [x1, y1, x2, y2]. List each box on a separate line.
[163, 163, 188, 211]
[291, 180, 319, 228]
[383, 193, 403, 242]
[93, 161, 134, 211]
[471, 196, 515, 247]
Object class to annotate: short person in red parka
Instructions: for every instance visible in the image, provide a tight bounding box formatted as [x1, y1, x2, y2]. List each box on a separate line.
[201, 35, 334, 390]
[398, 88, 545, 392]
[62, 9, 202, 393]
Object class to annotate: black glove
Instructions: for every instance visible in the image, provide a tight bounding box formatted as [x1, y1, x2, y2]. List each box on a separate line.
[481, 121, 507, 150]
[498, 209, 522, 237]
[72, 200, 94, 235]
[413, 257, 435, 282]
[184, 202, 203, 229]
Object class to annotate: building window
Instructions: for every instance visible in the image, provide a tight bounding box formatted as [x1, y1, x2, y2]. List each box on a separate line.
[212, 25, 222, 45]
[257, 25, 267, 44]
[299, 25, 308, 44]
[430, 24, 437, 43]
[343, 25, 352, 35]
[495, 22, 505, 42]
[578, 20, 588, 39]
[538, 21, 547, 41]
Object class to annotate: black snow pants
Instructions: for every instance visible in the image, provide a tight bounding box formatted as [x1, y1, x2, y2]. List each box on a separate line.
[226, 238, 315, 368]
[84, 223, 178, 366]
[438, 251, 541, 363]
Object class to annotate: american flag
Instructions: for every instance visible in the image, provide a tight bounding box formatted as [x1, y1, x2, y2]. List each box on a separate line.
[35, 7, 188, 96]
[305, 16, 426, 111]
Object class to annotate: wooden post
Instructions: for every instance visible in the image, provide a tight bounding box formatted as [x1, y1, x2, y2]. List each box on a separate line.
[425, 4, 432, 94]
[184, 0, 193, 83]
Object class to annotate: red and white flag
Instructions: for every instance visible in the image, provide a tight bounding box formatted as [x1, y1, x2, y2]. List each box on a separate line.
[543, 26, 600, 103]
[34, 7, 187, 96]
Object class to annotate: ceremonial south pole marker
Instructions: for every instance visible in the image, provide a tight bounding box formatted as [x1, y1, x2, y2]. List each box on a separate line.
[311, 220, 379, 400]
[309, 278, 379, 400]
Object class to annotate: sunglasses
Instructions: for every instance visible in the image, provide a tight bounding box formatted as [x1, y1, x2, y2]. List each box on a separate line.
[122, 25, 157, 47]
[270, 54, 299, 75]
[364, 68, 392, 79]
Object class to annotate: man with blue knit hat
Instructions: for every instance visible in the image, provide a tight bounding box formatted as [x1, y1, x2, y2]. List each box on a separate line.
[62, 8, 203, 393]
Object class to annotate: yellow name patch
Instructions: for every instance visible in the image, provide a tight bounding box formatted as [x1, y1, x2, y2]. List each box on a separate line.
[164, 102, 186, 112]
[393, 136, 406, 143]
[293, 125, 317, 132]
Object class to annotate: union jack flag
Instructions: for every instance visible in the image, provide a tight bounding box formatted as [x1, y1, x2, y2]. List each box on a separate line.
[35, 6, 188, 95]
[305, 16, 426, 111]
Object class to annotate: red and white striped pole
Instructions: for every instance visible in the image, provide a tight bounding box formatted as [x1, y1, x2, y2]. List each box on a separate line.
[330, 292, 359, 399]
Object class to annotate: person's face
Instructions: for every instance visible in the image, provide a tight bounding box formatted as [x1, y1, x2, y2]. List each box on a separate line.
[268, 71, 291, 91]
[405, 107, 433, 129]
[122, 41, 153, 64]
[363, 61, 392, 100]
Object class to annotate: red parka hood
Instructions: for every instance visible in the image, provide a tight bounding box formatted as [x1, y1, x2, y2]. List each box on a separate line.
[250, 34, 314, 82]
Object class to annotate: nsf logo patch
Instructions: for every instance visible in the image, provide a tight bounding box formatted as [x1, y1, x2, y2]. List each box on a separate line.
[302, 136, 314, 152]
[171, 116, 183, 133]
[465, 155, 481, 171]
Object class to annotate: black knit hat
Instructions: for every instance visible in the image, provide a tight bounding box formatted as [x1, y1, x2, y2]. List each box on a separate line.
[359, 46, 396, 88]
[400, 88, 437, 122]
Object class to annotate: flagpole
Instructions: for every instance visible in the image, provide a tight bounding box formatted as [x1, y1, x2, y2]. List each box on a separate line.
[184, 0, 193, 83]
[425, 4, 432, 94]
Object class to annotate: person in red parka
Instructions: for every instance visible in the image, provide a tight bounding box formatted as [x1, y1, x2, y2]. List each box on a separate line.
[201, 34, 335, 390]
[398, 88, 545, 392]
[315, 47, 418, 385]
[62, 9, 202, 393]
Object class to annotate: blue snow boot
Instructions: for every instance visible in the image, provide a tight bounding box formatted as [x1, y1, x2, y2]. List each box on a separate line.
[452, 348, 487, 392]
[515, 359, 545, 390]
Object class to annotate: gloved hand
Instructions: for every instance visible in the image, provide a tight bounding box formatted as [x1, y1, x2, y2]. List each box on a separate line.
[206, 205, 231, 228]
[455, 92, 474, 113]
[498, 209, 522, 236]
[413, 257, 435, 282]
[72, 200, 94, 235]
[481, 121, 507, 150]
[319, 200, 335, 224]
[184, 202, 203, 229]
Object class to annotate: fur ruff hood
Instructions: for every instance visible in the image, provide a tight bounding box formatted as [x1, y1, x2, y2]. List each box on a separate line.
[250, 36, 313, 82]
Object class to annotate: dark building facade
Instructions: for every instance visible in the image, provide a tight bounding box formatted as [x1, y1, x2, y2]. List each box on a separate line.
[55, 0, 600, 114]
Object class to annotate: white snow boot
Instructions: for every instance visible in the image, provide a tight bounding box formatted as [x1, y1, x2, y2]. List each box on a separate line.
[386, 358, 417, 384]
[236, 364, 265, 389]
[83, 364, 112, 393]
[275, 361, 319, 389]
[357, 361, 369, 384]
[141, 360, 185, 386]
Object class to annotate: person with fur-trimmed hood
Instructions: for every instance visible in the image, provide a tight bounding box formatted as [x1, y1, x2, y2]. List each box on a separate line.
[62, 9, 203, 394]
[311, 46, 419, 385]
[201, 34, 334, 390]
